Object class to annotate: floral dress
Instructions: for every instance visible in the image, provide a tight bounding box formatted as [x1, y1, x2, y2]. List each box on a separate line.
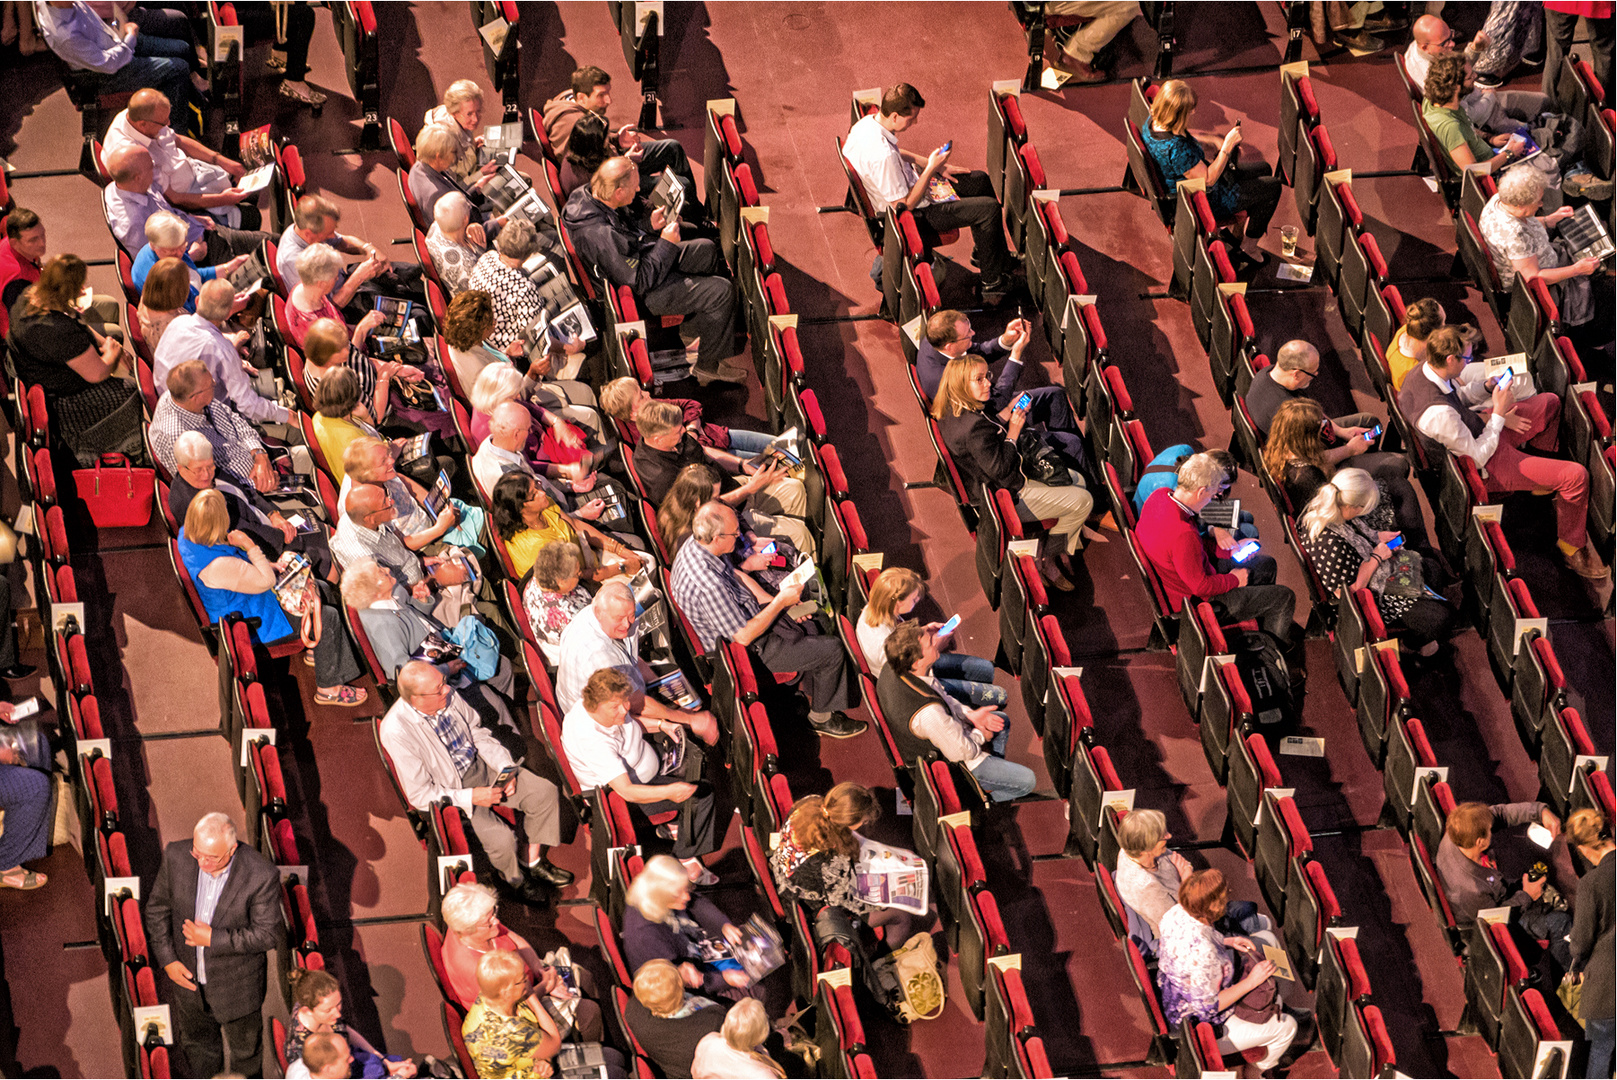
[523, 579, 591, 665]
[1157, 903, 1236, 1026]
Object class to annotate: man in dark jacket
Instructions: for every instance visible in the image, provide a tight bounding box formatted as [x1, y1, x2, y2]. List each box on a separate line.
[144, 812, 284, 1077]
[562, 158, 748, 387]
[1436, 800, 1572, 968]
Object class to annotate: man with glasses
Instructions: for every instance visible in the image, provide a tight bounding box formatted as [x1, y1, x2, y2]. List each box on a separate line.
[144, 812, 283, 1077]
[149, 360, 277, 490]
[380, 661, 570, 903]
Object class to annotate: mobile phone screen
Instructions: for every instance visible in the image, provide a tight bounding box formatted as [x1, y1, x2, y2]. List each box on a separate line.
[939, 140, 952, 153]
[1365, 425, 1382, 442]
[1385, 534, 1405, 550]
[939, 614, 961, 636]
[760, 542, 776, 556]
[1497, 366, 1514, 389]
[1015, 392, 1032, 411]
[1232, 540, 1260, 563]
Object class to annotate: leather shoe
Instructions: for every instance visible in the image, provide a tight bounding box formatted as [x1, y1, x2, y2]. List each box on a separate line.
[0, 663, 35, 680]
[502, 877, 554, 905]
[694, 364, 749, 386]
[1276, 1009, 1318, 1069]
[526, 858, 575, 888]
[1565, 545, 1610, 580]
[810, 712, 868, 739]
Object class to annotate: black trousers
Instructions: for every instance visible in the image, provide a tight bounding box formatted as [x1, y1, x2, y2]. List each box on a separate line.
[753, 614, 854, 715]
[637, 138, 706, 221]
[640, 772, 724, 860]
[643, 239, 741, 372]
[203, 226, 276, 266]
[0, 576, 17, 671]
[1226, 160, 1284, 238]
[231, 1, 318, 81]
[170, 982, 262, 1078]
[918, 169, 1013, 283]
[1206, 558, 1298, 649]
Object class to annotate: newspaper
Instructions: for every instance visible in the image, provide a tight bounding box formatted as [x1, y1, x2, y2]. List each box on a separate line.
[852, 833, 929, 914]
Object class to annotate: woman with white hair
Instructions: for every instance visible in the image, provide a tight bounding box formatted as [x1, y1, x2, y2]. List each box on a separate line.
[436, 880, 609, 1042]
[287, 244, 388, 349]
[690, 999, 784, 1079]
[1114, 808, 1273, 950]
[410, 123, 504, 238]
[425, 192, 489, 295]
[451, 292, 604, 448]
[468, 360, 607, 482]
[622, 855, 755, 1000]
[1299, 468, 1456, 657]
[1477, 166, 1601, 330]
[424, 79, 492, 184]
[131, 210, 248, 309]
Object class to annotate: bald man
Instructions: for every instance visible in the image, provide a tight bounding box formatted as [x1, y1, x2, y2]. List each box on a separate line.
[105, 89, 259, 228]
[102, 144, 273, 263]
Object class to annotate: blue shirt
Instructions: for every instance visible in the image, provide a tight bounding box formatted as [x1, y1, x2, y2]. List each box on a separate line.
[132, 246, 214, 313]
[1133, 444, 1193, 517]
[1140, 126, 1239, 219]
[276, 226, 346, 294]
[37, 1, 132, 73]
[177, 532, 295, 642]
[417, 701, 478, 775]
[193, 860, 233, 985]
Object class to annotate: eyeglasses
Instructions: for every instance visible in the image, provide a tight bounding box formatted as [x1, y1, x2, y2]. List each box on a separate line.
[191, 845, 233, 867]
[715, 530, 740, 539]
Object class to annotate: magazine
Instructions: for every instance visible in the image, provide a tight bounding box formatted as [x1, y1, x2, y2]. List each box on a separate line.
[421, 469, 453, 517]
[924, 173, 959, 204]
[1198, 499, 1240, 530]
[647, 668, 702, 713]
[577, 479, 629, 527]
[852, 833, 930, 914]
[479, 120, 524, 165]
[1561, 203, 1615, 263]
[370, 296, 421, 358]
[238, 163, 276, 195]
[747, 427, 803, 473]
[656, 722, 687, 775]
[412, 631, 462, 665]
[239, 124, 276, 170]
[649, 170, 686, 217]
[226, 251, 271, 292]
[731, 915, 787, 982]
[484, 164, 549, 224]
[395, 434, 433, 468]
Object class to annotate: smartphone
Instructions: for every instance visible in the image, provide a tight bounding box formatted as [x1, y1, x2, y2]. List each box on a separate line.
[938, 614, 962, 636]
[493, 766, 519, 790]
[1385, 534, 1405, 550]
[1014, 392, 1032, 412]
[1231, 540, 1260, 563]
[939, 140, 953, 154]
[1364, 424, 1382, 442]
[1497, 366, 1515, 389]
[760, 541, 776, 556]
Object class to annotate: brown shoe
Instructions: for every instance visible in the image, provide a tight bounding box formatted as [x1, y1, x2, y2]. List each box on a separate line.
[1565, 545, 1610, 580]
[1049, 54, 1107, 83]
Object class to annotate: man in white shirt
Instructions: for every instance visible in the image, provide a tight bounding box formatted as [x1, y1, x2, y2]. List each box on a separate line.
[153, 280, 287, 428]
[102, 145, 270, 263]
[104, 89, 259, 228]
[560, 667, 722, 883]
[1396, 325, 1605, 579]
[842, 82, 1014, 303]
[554, 583, 718, 745]
[380, 661, 569, 902]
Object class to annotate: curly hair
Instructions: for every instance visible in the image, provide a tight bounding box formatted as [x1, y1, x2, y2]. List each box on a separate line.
[785, 783, 877, 859]
[442, 290, 496, 351]
[1423, 52, 1467, 106]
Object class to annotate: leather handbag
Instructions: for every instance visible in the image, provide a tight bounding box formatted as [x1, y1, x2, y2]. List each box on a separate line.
[272, 553, 322, 648]
[1016, 430, 1073, 486]
[1230, 953, 1282, 1023]
[73, 453, 155, 528]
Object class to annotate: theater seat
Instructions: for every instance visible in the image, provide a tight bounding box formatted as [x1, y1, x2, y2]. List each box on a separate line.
[1465, 919, 1531, 1048]
[1254, 791, 1310, 919]
[1316, 932, 1373, 1063]
[1383, 717, 1439, 835]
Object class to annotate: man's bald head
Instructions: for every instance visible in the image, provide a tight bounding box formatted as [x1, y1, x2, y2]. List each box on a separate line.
[127, 88, 171, 124]
[1411, 14, 1451, 50]
[590, 157, 637, 202]
[107, 145, 154, 188]
[346, 482, 389, 520]
[489, 401, 531, 446]
[397, 659, 443, 701]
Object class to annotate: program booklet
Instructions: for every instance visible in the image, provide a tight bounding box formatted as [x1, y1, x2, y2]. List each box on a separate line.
[421, 469, 453, 517]
[1561, 203, 1615, 263]
[647, 668, 702, 712]
[226, 251, 270, 293]
[852, 833, 929, 914]
[484, 164, 548, 224]
[747, 427, 802, 470]
[238, 163, 276, 195]
[412, 631, 462, 665]
[1198, 499, 1241, 529]
[924, 173, 959, 203]
[479, 120, 524, 166]
[369, 296, 421, 357]
[577, 479, 629, 527]
[649, 170, 686, 217]
[731, 915, 787, 982]
[238, 124, 276, 170]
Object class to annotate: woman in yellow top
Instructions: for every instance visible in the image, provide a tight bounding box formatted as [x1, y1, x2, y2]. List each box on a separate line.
[1385, 297, 1446, 392]
[462, 949, 563, 1079]
[490, 470, 646, 580]
[310, 366, 386, 484]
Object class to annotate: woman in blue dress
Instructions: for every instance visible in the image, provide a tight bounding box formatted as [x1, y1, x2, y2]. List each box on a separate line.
[1141, 80, 1284, 271]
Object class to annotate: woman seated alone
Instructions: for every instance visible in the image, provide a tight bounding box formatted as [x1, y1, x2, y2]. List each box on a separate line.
[623, 855, 755, 1000]
[135, 255, 193, 352]
[284, 967, 415, 1078]
[523, 541, 592, 665]
[7, 254, 145, 466]
[1158, 869, 1304, 1075]
[1479, 166, 1605, 344]
[1299, 468, 1456, 658]
[491, 470, 647, 580]
[179, 489, 368, 707]
[856, 566, 1004, 707]
[1141, 79, 1283, 270]
[625, 959, 729, 1080]
[933, 356, 1092, 591]
[690, 999, 784, 1080]
[1385, 297, 1446, 393]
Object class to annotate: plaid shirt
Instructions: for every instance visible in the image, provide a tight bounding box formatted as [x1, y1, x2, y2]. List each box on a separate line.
[150, 393, 264, 486]
[332, 516, 424, 584]
[670, 536, 760, 654]
[413, 700, 478, 775]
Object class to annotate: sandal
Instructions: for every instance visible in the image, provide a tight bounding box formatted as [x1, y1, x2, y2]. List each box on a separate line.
[303, 651, 316, 668]
[314, 685, 368, 708]
[0, 866, 46, 890]
[279, 80, 328, 108]
[266, 49, 287, 73]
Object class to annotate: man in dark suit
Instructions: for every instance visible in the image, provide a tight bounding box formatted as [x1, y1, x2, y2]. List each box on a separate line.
[144, 812, 283, 1077]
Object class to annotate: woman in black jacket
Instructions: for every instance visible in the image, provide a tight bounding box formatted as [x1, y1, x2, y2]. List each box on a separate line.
[1567, 808, 1615, 1079]
[932, 356, 1092, 590]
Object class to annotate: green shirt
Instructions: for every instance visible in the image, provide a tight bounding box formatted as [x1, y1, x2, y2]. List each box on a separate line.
[1422, 99, 1492, 170]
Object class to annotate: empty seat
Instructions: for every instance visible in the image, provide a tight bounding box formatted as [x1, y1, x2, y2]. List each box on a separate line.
[1254, 790, 1310, 919]
[1228, 732, 1283, 860]
[1315, 931, 1373, 1064]
[1465, 919, 1531, 1048]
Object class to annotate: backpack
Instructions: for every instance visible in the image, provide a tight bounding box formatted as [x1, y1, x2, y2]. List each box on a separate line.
[1224, 628, 1301, 728]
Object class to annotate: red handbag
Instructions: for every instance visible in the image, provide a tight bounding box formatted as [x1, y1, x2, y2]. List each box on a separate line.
[73, 453, 156, 528]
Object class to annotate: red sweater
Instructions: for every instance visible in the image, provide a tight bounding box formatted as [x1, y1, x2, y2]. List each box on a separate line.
[0, 237, 42, 339]
[1136, 488, 1238, 611]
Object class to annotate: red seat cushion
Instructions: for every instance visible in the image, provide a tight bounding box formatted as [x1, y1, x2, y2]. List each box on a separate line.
[1001, 95, 1027, 140]
[1337, 936, 1373, 1000]
[1019, 145, 1046, 191]
[1312, 125, 1338, 170]
[1058, 250, 1087, 294]
[1338, 182, 1365, 228]
[1296, 76, 1320, 119]
[1507, 577, 1540, 619]
[1304, 860, 1341, 922]
[734, 163, 759, 206]
[1278, 798, 1313, 857]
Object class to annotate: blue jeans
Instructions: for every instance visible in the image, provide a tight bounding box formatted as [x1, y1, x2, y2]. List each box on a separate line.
[933, 651, 1007, 708]
[1587, 1015, 1615, 1079]
[103, 53, 198, 133]
[725, 429, 777, 456]
[971, 722, 1037, 802]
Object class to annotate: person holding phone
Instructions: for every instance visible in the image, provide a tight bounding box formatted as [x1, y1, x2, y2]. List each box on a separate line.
[856, 567, 1005, 708]
[1297, 469, 1456, 657]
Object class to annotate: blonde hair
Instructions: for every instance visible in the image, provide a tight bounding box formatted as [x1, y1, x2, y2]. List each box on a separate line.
[636, 400, 684, 439]
[721, 999, 781, 1074]
[342, 436, 390, 482]
[302, 317, 350, 368]
[443, 79, 484, 111]
[624, 855, 689, 923]
[600, 376, 642, 420]
[1148, 80, 1197, 136]
[1118, 808, 1168, 858]
[338, 557, 396, 610]
[184, 489, 230, 546]
[863, 567, 922, 629]
[930, 357, 985, 419]
[1299, 468, 1378, 543]
[470, 361, 525, 416]
[415, 123, 458, 166]
[474, 948, 526, 999]
[633, 959, 685, 1016]
[1567, 808, 1609, 850]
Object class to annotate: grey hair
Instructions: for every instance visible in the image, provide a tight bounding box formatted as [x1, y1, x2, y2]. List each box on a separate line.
[469, 362, 524, 415]
[195, 279, 235, 323]
[338, 557, 396, 610]
[194, 811, 238, 846]
[1300, 467, 1379, 543]
[1495, 166, 1547, 209]
[1274, 340, 1318, 372]
[1118, 808, 1168, 858]
[434, 191, 472, 232]
[690, 501, 733, 544]
[144, 210, 189, 249]
[295, 243, 345, 287]
[593, 581, 635, 612]
[440, 880, 498, 934]
[493, 218, 538, 260]
[172, 430, 215, 468]
[1174, 452, 1228, 495]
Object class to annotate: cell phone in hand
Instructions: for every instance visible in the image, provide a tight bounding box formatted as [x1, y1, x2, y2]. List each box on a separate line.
[938, 140, 953, 154]
[1014, 392, 1032, 412]
[1497, 366, 1514, 389]
[760, 541, 776, 556]
[1364, 424, 1382, 442]
[1231, 539, 1260, 563]
[1385, 534, 1405, 550]
[938, 614, 962, 636]
[493, 766, 518, 791]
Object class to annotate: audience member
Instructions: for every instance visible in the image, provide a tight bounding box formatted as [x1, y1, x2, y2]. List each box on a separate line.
[1137, 452, 1299, 650]
[180, 489, 368, 705]
[1479, 167, 1603, 338]
[1436, 800, 1571, 967]
[691, 999, 784, 1080]
[655, 463, 725, 553]
[1398, 325, 1606, 578]
[286, 243, 389, 352]
[1385, 297, 1447, 392]
[1158, 869, 1303, 1075]
[1298, 469, 1456, 657]
[1544, 1, 1613, 101]
[558, 111, 612, 199]
[1471, 1, 1548, 89]
[310, 367, 382, 484]
[7, 254, 145, 465]
[144, 812, 284, 1078]
[277, 194, 422, 318]
[563, 158, 749, 386]
[410, 122, 500, 235]
[284, 967, 414, 1078]
[423, 79, 492, 183]
[599, 375, 775, 457]
[132, 211, 246, 313]
[555, 583, 714, 738]
[856, 567, 1004, 706]
[103, 145, 271, 263]
[1114, 809, 1273, 947]
[1, 207, 120, 339]
[471, 399, 591, 498]
[332, 483, 482, 626]
[1140, 80, 1282, 270]
[379, 661, 570, 900]
[300, 317, 398, 438]
[104, 89, 259, 228]
[543, 65, 704, 213]
[933, 356, 1092, 590]
[1404, 12, 1482, 86]
[1037, 2, 1141, 82]
[670, 502, 864, 739]
[523, 541, 592, 665]
[150, 361, 271, 486]
[154, 279, 286, 427]
[455, 299, 606, 446]
[135, 254, 190, 348]
[877, 622, 1035, 802]
[425, 192, 489, 295]
[438, 881, 607, 1042]
[623, 854, 749, 990]
[464, 218, 583, 366]
[1567, 808, 1615, 1079]
[0, 735, 51, 891]
[168, 431, 335, 582]
[37, 1, 202, 131]
[625, 959, 728, 1079]
[843, 82, 1014, 302]
[339, 436, 482, 554]
[491, 470, 644, 579]
[462, 949, 566, 1079]
[286, 1031, 351, 1080]
[1422, 53, 1531, 180]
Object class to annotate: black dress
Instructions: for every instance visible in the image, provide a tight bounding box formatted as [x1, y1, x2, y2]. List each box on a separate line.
[7, 300, 144, 466]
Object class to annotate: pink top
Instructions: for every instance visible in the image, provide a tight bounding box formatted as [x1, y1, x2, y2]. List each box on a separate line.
[440, 926, 546, 1010]
[285, 293, 344, 348]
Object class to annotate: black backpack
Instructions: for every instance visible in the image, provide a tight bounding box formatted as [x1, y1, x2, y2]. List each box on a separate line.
[1224, 628, 1301, 728]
